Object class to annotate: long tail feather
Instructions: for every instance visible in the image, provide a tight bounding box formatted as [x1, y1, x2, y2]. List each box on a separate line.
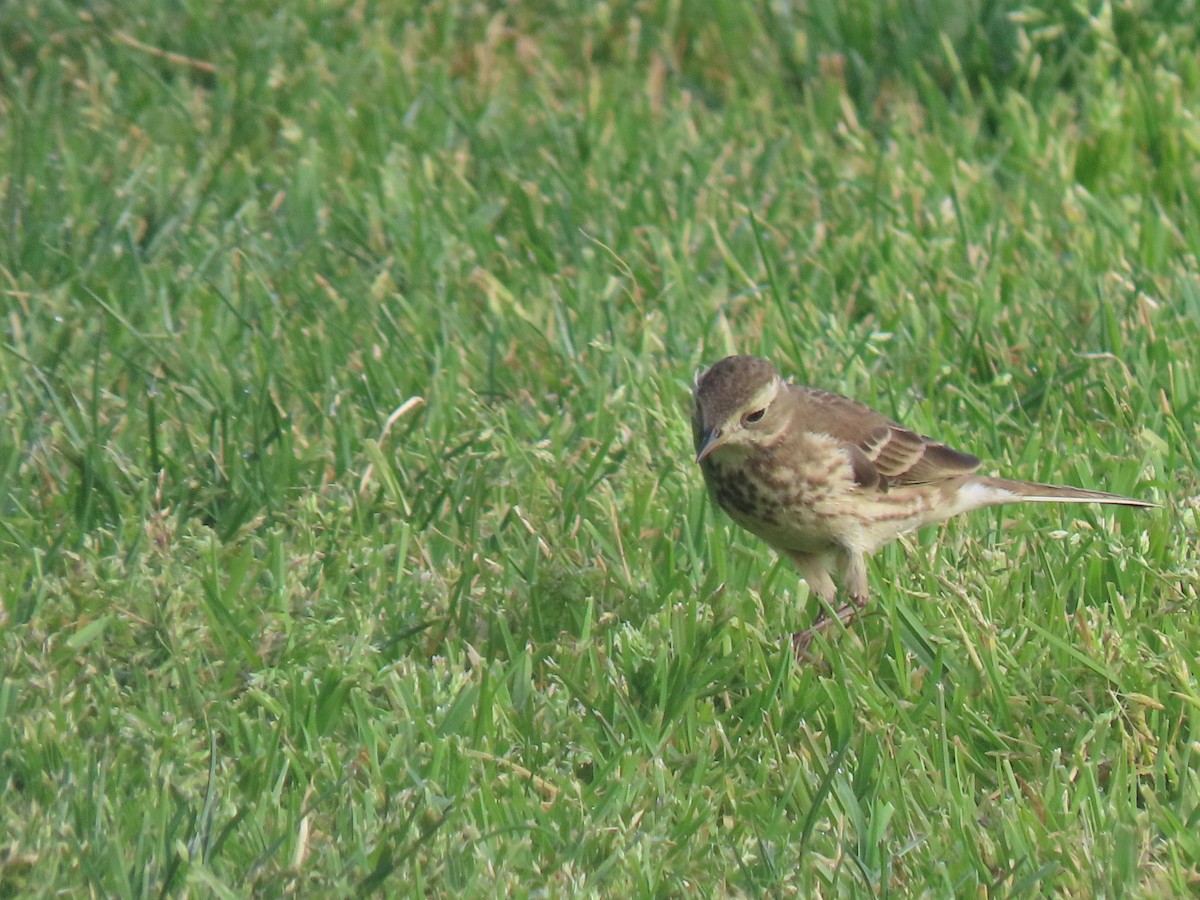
[976, 476, 1156, 508]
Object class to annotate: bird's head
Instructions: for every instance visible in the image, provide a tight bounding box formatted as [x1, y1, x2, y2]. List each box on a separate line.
[693, 355, 787, 462]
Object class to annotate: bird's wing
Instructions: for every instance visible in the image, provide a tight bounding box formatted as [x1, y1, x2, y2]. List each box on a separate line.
[791, 386, 981, 487]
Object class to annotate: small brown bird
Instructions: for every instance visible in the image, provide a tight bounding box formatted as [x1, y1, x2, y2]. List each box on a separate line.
[692, 355, 1154, 650]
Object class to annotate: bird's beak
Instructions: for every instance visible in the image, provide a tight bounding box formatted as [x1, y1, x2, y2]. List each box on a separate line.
[695, 427, 724, 463]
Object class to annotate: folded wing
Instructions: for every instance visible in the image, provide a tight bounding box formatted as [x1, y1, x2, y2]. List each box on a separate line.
[792, 386, 980, 488]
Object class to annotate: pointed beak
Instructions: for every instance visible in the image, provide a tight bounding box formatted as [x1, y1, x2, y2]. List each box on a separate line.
[695, 427, 723, 463]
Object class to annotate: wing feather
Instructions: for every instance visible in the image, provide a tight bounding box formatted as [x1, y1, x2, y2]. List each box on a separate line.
[790, 385, 980, 487]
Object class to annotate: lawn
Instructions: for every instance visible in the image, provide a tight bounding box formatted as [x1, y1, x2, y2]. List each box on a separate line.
[2, 1, 1198, 895]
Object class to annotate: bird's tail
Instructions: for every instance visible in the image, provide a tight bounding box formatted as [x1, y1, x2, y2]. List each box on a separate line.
[974, 477, 1155, 508]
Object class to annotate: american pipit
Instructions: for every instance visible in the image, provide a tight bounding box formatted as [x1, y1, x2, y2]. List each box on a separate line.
[692, 354, 1154, 651]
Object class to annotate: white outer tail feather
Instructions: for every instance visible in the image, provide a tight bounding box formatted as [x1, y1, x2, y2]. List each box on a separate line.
[969, 476, 1155, 509]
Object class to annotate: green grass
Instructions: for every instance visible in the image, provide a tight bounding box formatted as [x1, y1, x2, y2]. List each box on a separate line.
[2, 1, 1199, 895]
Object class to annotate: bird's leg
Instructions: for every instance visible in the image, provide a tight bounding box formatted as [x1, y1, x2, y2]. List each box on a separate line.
[784, 551, 840, 655]
[791, 549, 870, 656]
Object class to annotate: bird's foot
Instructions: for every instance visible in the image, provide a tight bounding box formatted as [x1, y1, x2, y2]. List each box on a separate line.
[790, 596, 867, 659]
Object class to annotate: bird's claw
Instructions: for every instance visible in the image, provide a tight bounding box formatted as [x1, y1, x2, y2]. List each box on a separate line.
[790, 596, 867, 659]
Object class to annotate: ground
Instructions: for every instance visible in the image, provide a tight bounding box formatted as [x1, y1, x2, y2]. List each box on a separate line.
[1, 2, 1198, 895]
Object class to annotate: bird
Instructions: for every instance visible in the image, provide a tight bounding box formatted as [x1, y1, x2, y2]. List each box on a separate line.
[691, 354, 1154, 652]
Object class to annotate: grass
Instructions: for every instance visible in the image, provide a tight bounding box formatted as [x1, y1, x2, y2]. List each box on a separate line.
[2, 0, 1198, 895]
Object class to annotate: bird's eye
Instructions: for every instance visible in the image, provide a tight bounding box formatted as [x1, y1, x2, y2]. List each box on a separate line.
[744, 409, 766, 424]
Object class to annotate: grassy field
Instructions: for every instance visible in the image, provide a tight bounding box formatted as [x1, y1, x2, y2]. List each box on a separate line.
[2, 1, 1199, 895]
